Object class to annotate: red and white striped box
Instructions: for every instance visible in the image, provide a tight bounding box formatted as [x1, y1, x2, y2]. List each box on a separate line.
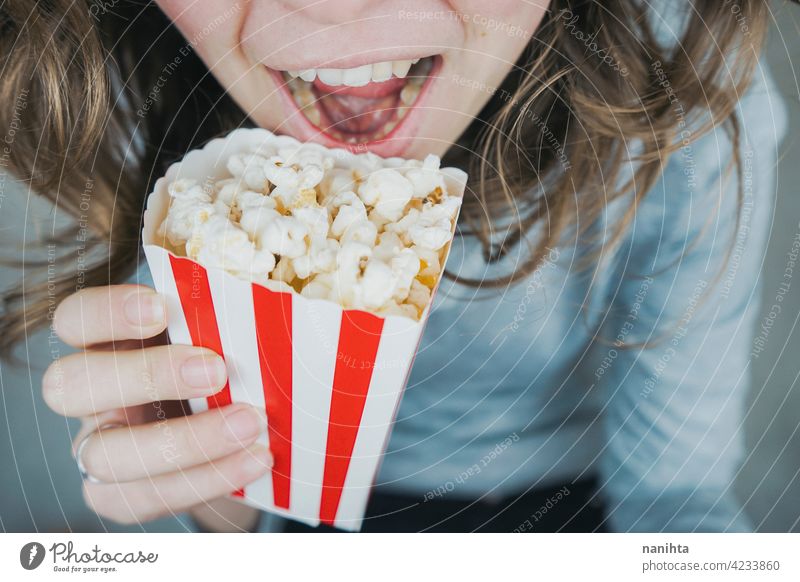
[142, 129, 466, 530]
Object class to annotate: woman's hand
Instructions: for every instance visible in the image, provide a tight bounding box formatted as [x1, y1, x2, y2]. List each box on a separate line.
[43, 284, 271, 526]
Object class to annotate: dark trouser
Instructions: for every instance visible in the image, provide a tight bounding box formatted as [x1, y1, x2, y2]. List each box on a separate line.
[283, 477, 607, 533]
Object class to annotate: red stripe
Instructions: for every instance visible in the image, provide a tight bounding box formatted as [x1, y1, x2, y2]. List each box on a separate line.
[319, 310, 384, 526]
[169, 256, 232, 409]
[169, 256, 243, 497]
[252, 284, 293, 509]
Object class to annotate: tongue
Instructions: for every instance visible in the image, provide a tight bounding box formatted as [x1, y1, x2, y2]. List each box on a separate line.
[312, 76, 406, 98]
[314, 88, 402, 134]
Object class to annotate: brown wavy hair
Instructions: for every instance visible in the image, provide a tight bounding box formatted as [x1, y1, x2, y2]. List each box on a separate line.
[0, 0, 790, 356]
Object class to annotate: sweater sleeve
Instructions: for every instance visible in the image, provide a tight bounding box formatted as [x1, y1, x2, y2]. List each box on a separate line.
[586, 59, 788, 532]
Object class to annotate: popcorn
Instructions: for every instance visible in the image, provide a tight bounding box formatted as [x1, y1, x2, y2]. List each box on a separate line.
[358, 168, 413, 221]
[390, 248, 421, 302]
[290, 188, 320, 210]
[238, 189, 276, 211]
[212, 199, 235, 221]
[439, 195, 462, 220]
[301, 272, 334, 299]
[161, 201, 213, 246]
[408, 203, 454, 251]
[214, 178, 238, 202]
[278, 145, 334, 173]
[293, 205, 329, 239]
[340, 219, 378, 247]
[413, 246, 442, 289]
[263, 156, 302, 190]
[240, 205, 281, 244]
[405, 154, 447, 200]
[319, 168, 359, 201]
[263, 147, 330, 208]
[168, 178, 209, 201]
[326, 189, 361, 210]
[384, 208, 420, 245]
[377, 300, 420, 320]
[185, 214, 239, 261]
[238, 191, 280, 240]
[330, 242, 373, 307]
[189, 215, 276, 283]
[367, 209, 393, 232]
[159, 140, 463, 320]
[355, 259, 396, 310]
[330, 192, 367, 238]
[159, 179, 215, 245]
[407, 279, 432, 310]
[261, 215, 309, 259]
[373, 231, 404, 262]
[227, 153, 271, 191]
[293, 236, 338, 279]
[272, 256, 296, 284]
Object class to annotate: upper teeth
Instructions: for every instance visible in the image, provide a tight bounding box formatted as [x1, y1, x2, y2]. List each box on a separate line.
[287, 59, 420, 87]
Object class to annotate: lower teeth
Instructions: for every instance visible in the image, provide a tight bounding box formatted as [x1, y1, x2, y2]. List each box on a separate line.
[400, 82, 421, 106]
[302, 105, 321, 126]
[293, 88, 315, 108]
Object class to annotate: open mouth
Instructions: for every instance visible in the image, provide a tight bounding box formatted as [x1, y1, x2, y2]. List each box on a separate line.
[269, 56, 440, 155]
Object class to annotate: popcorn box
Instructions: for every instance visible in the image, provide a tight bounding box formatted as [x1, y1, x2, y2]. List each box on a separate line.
[142, 128, 466, 530]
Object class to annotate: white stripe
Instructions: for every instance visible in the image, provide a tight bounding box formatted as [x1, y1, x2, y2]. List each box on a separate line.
[206, 269, 258, 404]
[334, 316, 425, 531]
[206, 269, 275, 508]
[144, 247, 209, 415]
[290, 297, 341, 527]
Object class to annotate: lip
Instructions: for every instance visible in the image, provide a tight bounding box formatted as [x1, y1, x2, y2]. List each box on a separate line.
[267, 56, 442, 158]
[263, 51, 439, 73]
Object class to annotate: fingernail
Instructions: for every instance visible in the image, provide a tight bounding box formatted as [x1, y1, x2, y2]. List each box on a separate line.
[181, 354, 227, 390]
[222, 406, 267, 443]
[242, 445, 273, 476]
[123, 291, 165, 327]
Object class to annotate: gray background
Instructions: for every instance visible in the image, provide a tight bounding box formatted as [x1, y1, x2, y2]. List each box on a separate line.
[1, 6, 798, 532]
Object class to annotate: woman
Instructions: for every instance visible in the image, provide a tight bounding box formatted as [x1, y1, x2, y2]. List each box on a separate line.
[0, 0, 790, 532]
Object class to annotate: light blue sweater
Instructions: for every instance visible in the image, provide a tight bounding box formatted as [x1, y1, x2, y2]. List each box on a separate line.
[133, 56, 786, 534]
[370, 57, 788, 532]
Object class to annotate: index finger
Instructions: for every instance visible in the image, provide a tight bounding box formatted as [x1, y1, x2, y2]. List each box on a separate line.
[54, 285, 167, 348]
